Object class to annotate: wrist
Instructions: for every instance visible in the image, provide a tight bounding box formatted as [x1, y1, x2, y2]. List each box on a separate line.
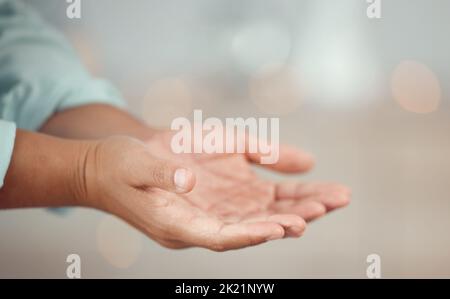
[67, 139, 101, 209]
[0, 131, 93, 209]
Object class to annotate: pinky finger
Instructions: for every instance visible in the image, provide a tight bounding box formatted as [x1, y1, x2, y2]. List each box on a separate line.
[206, 222, 285, 252]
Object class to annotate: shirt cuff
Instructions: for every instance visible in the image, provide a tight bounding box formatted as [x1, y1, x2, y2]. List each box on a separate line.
[56, 78, 126, 113]
[0, 119, 16, 189]
[1, 76, 126, 131]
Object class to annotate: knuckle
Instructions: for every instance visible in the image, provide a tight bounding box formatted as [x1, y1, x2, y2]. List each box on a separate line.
[151, 162, 169, 186]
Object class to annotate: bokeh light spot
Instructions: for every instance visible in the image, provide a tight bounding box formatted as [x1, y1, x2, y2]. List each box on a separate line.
[96, 215, 143, 269]
[68, 31, 102, 75]
[391, 60, 441, 114]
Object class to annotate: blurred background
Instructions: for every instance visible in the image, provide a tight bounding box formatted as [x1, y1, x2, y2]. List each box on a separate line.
[1, 0, 450, 278]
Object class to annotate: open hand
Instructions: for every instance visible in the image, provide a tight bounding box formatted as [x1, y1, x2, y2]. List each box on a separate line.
[82, 132, 350, 251]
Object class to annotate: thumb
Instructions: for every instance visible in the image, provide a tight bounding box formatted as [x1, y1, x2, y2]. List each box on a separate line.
[143, 159, 196, 193]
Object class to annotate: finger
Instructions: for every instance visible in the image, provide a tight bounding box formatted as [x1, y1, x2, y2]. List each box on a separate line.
[136, 157, 196, 193]
[271, 200, 327, 222]
[276, 181, 351, 200]
[306, 193, 351, 211]
[274, 189, 350, 216]
[145, 195, 286, 252]
[242, 213, 307, 238]
[208, 222, 286, 251]
[246, 143, 315, 174]
[179, 216, 285, 252]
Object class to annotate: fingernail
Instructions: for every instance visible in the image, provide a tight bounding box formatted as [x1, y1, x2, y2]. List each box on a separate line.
[174, 168, 188, 192]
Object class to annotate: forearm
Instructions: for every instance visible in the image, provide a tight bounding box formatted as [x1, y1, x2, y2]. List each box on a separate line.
[1, 105, 158, 210]
[39, 104, 157, 140]
[0, 130, 88, 209]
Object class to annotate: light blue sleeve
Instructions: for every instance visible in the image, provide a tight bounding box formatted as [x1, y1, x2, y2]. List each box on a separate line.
[0, 0, 126, 189]
[0, 120, 16, 188]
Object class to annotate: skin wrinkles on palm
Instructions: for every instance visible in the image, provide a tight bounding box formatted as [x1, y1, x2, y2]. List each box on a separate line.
[146, 133, 275, 215]
[124, 131, 351, 250]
